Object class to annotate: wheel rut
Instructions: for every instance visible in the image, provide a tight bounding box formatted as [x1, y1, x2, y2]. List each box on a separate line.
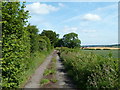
[56, 53, 76, 89]
[24, 50, 76, 89]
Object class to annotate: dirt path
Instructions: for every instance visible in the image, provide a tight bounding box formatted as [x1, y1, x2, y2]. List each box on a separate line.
[24, 50, 75, 89]
[24, 50, 55, 88]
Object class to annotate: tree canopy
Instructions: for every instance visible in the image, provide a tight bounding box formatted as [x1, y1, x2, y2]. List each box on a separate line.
[62, 32, 81, 48]
[40, 30, 59, 46]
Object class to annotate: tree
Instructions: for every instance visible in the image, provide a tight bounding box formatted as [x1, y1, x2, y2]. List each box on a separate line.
[54, 38, 64, 47]
[62, 32, 81, 48]
[40, 30, 59, 46]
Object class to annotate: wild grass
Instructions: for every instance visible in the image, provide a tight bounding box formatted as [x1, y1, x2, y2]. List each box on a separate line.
[50, 79, 58, 83]
[43, 69, 56, 76]
[20, 51, 51, 88]
[60, 47, 119, 89]
[40, 56, 57, 87]
[40, 79, 50, 86]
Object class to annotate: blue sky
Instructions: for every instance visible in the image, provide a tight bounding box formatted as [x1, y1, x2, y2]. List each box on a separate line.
[25, 2, 118, 45]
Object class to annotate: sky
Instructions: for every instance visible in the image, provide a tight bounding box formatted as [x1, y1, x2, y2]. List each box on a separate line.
[24, 2, 118, 45]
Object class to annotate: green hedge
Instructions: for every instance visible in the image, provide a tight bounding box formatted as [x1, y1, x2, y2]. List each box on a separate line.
[60, 48, 119, 89]
[40, 36, 51, 51]
[2, 2, 52, 88]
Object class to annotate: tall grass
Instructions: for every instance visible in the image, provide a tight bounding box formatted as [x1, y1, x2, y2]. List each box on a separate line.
[60, 47, 119, 89]
[20, 51, 51, 87]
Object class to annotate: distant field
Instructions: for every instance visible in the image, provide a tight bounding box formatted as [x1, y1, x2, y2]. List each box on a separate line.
[82, 47, 120, 50]
[82, 49, 119, 59]
[112, 46, 120, 48]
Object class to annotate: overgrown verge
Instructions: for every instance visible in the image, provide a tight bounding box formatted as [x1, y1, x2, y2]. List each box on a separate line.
[20, 51, 51, 88]
[59, 47, 119, 89]
[40, 56, 58, 88]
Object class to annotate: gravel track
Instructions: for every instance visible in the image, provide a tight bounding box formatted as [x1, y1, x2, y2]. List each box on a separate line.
[24, 50, 55, 88]
[23, 50, 75, 89]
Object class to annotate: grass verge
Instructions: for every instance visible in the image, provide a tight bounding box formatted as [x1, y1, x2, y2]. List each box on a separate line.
[20, 51, 52, 88]
[40, 56, 57, 87]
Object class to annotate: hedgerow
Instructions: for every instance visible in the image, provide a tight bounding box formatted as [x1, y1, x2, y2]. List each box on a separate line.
[60, 48, 119, 89]
[2, 2, 52, 88]
[40, 36, 51, 52]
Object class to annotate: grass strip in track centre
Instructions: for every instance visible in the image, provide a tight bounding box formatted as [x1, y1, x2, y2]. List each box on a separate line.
[40, 56, 58, 88]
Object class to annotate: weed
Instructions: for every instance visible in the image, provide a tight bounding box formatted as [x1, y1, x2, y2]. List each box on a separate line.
[52, 57, 57, 63]
[43, 69, 56, 76]
[50, 79, 58, 83]
[40, 79, 50, 86]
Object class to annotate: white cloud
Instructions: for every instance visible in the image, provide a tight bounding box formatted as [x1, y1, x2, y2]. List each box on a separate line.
[63, 4, 116, 23]
[83, 14, 101, 21]
[63, 13, 101, 23]
[26, 2, 59, 14]
[63, 26, 78, 33]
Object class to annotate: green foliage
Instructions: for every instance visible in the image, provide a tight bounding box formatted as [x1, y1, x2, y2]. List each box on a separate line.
[50, 79, 58, 83]
[40, 79, 50, 86]
[51, 57, 57, 63]
[43, 69, 56, 76]
[26, 24, 39, 53]
[40, 30, 59, 46]
[20, 51, 49, 87]
[38, 36, 47, 51]
[41, 56, 57, 87]
[54, 38, 64, 47]
[2, 2, 30, 88]
[62, 33, 81, 48]
[60, 48, 119, 89]
[2, 2, 52, 88]
[43, 57, 56, 76]
[39, 36, 51, 51]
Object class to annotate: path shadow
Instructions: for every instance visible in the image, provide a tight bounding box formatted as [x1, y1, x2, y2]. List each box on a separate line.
[56, 53, 76, 89]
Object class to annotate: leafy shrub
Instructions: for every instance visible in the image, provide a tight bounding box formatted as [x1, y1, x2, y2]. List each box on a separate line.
[27, 25, 39, 53]
[2, 2, 52, 88]
[40, 36, 51, 51]
[2, 2, 31, 88]
[38, 37, 47, 51]
[60, 48, 119, 89]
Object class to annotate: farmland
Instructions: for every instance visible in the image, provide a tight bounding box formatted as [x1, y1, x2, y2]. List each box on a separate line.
[82, 49, 119, 59]
[82, 47, 120, 50]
